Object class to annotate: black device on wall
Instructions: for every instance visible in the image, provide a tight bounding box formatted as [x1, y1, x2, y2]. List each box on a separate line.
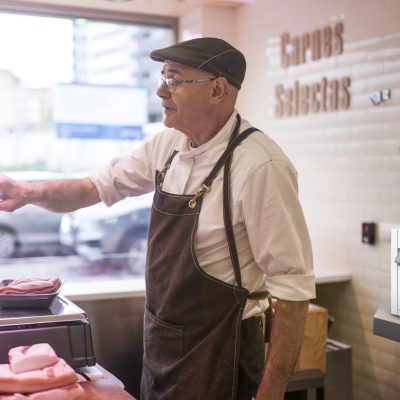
[362, 222, 376, 244]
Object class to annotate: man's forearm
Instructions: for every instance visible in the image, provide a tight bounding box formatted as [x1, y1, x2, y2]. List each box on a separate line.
[256, 299, 309, 400]
[28, 177, 101, 212]
[0, 173, 101, 213]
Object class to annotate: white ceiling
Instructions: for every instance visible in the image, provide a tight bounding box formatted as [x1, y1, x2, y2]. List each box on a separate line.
[3, 0, 252, 18]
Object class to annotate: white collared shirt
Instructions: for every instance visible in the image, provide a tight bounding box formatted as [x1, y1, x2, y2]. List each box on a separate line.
[90, 110, 316, 318]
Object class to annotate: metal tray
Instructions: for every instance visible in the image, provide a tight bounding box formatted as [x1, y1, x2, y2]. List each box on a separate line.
[0, 295, 87, 326]
[0, 279, 63, 309]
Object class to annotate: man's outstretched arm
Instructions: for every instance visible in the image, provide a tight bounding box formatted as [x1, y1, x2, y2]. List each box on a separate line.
[0, 173, 101, 213]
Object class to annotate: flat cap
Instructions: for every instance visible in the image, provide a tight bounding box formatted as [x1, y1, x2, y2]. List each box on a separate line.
[150, 37, 246, 90]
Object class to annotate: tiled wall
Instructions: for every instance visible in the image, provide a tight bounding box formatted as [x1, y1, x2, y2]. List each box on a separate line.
[234, 0, 400, 399]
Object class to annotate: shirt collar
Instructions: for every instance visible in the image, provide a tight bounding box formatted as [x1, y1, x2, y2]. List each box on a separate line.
[178, 109, 238, 160]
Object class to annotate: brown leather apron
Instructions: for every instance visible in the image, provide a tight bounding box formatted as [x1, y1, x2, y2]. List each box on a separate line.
[141, 116, 261, 400]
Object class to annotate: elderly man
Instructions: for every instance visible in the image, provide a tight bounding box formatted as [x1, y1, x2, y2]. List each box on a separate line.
[0, 37, 315, 400]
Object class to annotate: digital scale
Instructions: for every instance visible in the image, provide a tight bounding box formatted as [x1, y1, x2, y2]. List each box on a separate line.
[0, 295, 95, 368]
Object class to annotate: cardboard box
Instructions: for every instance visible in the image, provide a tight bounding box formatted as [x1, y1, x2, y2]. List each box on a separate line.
[264, 303, 328, 372]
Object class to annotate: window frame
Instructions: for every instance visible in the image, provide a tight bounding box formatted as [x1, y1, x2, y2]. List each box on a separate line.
[0, 0, 178, 34]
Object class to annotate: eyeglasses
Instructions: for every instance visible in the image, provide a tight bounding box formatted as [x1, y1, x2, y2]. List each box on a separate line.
[158, 77, 216, 92]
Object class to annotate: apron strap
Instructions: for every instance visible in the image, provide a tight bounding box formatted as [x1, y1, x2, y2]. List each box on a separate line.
[221, 116, 270, 312]
[156, 150, 179, 187]
[203, 117, 260, 188]
[188, 116, 260, 209]
[247, 291, 270, 300]
[222, 116, 260, 289]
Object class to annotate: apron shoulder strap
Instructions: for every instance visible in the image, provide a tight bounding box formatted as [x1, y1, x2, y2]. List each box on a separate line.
[221, 115, 260, 289]
[224, 152, 270, 302]
[204, 118, 259, 187]
[156, 150, 179, 187]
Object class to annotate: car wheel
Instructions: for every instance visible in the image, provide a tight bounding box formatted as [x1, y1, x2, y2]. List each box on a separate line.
[127, 238, 147, 274]
[0, 228, 17, 258]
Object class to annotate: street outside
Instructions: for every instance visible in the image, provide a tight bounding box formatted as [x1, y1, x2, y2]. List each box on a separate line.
[1, 244, 146, 282]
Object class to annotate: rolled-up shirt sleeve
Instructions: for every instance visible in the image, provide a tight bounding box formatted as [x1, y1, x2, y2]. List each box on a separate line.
[89, 141, 155, 207]
[240, 159, 315, 301]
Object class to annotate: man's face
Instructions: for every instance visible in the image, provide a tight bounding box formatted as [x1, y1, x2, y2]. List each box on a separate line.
[157, 61, 215, 135]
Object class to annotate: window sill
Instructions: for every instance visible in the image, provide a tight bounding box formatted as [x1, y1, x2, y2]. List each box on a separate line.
[62, 277, 146, 301]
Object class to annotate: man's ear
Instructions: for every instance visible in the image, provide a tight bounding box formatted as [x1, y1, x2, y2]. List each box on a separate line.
[212, 86, 222, 97]
[211, 77, 228, 101]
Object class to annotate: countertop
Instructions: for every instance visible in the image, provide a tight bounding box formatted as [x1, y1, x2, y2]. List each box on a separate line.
[62, 265, 351, 302]
[80, 365, 136, 400]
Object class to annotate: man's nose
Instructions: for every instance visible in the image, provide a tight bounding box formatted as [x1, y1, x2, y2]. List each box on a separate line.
[156, 84, 171, 98]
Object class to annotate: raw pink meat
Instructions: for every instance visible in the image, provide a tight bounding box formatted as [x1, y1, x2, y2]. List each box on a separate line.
[0, 359, 78, 393]
[8, 344, 58, 374]
[0, 382, 84, 399]
[0, 279, 61, 295]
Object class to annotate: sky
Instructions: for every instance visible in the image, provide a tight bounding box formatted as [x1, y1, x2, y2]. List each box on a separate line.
[0, 12, 74, 88]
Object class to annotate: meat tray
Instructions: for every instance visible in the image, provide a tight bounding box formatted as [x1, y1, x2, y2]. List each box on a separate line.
[0, 279, 63, 309]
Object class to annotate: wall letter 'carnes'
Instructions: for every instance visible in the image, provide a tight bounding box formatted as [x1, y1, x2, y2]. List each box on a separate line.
[281, 33, 290, 68]
[300, 33, 311, 64]
[333, 22, 344, 55]
[311, 29, 321, 61]
[322, 25, 332, 58]
[281, 22, 344, 67]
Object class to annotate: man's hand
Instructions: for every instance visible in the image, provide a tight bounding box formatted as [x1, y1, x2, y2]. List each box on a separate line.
[256, 299, 309, 400]
[0, 173, 27, 212]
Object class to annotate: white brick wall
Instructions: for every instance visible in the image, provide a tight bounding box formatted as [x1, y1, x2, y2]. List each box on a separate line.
[236, 1, 400, 398]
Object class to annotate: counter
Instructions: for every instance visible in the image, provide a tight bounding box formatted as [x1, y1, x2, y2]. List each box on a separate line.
[62, 267, 350, 398]
[63, 266, 351, 302]
[373, 299, 400, 342]
[81, 365, 136, 400]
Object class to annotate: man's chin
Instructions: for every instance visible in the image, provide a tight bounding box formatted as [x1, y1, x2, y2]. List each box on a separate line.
[163, 115, 174, 128]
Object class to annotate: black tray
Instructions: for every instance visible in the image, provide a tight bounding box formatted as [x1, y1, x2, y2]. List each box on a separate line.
[0, 279, 63, 309]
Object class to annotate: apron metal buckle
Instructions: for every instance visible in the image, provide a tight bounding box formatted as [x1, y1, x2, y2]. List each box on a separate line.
[188, 183, 210, 208]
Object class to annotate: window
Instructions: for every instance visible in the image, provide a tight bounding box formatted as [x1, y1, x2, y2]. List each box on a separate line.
[0, 9, 175, 284]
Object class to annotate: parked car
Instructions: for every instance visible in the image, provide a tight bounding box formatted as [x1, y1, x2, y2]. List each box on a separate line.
[59, 192, 153, 273]
[0, 171, 69, 258]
